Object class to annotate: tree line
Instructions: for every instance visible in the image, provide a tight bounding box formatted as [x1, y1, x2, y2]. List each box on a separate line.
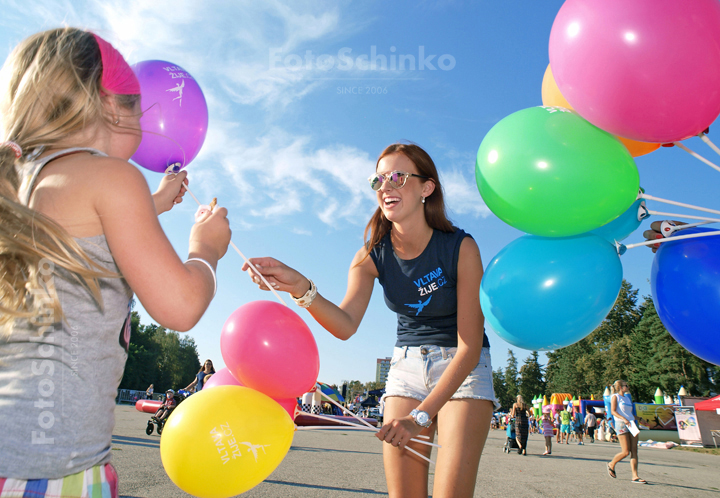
[119, 311, 201, 394]
[492, 280, 719, 411]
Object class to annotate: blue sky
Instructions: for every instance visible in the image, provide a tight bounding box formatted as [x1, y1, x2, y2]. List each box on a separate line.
[2, 1, 717, 386]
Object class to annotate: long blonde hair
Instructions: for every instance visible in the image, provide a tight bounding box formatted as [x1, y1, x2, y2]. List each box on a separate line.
[0, 28, 138, 335]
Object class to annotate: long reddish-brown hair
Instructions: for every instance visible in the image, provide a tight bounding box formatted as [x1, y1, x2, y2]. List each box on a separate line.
[361, 143, 454, 261]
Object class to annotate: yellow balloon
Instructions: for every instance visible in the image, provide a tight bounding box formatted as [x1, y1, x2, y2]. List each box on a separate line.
[160, 386, 295, 498]
[541, 64, 572, 109]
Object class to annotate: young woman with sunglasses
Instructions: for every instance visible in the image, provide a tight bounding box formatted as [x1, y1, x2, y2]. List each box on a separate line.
[244, 143, 498, 498]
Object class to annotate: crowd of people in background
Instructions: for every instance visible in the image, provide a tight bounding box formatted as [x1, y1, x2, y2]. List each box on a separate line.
[491, 380, 647, 484]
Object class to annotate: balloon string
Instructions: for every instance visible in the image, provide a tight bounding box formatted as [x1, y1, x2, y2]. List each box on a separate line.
[640, 193, 720, 217]
[621, 230, 720, 250]
[296, 412, 437, 464]
[699, 133, 720, 158]
[672, 141, 720, 174]
[315, 383, 441, 450]
[175, 175, 287, 306]
[646, 211, 720, 223]
[316, 384, 378, 430]
[295, 424, 440, 448]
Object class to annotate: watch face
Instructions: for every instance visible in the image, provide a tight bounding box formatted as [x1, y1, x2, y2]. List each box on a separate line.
[416, 411, 430, 425]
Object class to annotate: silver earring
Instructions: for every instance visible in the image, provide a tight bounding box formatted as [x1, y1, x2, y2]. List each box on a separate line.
[114, 118, 120, 125]
[421, 196, 425, 204]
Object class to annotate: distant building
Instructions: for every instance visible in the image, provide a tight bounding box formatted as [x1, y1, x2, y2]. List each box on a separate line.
[376, 357, 392, 383]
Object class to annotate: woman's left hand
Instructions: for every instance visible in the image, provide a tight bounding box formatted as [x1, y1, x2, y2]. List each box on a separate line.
[375, 416, 424, 450]
[153, 171, 188, 214]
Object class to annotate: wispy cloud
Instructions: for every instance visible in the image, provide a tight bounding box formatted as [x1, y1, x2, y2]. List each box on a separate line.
[442, 169, 491, 219]
[198, 125, 378, 228]
[2, 0, 487, 229]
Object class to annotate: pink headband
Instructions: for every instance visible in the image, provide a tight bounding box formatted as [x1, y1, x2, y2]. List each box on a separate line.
[92, 34, 140, 95]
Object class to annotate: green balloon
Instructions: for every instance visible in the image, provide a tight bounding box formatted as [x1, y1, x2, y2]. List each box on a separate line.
[476, 106, 639, 237]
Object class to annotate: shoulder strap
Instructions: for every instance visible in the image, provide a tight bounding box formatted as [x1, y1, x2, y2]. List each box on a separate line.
[16, 147, 108, 206]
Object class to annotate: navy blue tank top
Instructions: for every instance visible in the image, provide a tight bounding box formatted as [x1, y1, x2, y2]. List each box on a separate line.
[197, 371, 208, 390]
[370, 228, 490, 348]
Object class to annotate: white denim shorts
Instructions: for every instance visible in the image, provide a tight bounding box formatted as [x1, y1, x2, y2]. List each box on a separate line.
[383, 345, 500, 409]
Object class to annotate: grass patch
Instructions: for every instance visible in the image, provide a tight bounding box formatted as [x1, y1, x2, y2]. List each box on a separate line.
[672, 446, 720, 456]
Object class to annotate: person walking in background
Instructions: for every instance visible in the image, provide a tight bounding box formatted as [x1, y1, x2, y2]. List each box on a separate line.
[607, 380, 647, 484]
[510, 395, 531, 455]
[554, 411, 562, 443]
[560, 406, 571, 444]
[145, 384, 154, 400]
[573, 411, 584, 445]
[541, 412, 555, 456]
[585, 408, 597, 443]
[184, 359, 216, 393]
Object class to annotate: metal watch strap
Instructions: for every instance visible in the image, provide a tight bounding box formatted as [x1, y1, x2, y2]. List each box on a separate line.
[410, 409, 432, 428]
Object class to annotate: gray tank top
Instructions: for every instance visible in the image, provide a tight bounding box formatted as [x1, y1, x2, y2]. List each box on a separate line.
[0, 148, 133, 479]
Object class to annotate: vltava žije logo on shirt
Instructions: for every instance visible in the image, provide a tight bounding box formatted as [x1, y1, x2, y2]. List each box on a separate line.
[405, 266, 447, 315]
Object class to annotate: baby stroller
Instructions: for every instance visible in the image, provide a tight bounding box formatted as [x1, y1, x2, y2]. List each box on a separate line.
[503, 417, 519, 453]
[146, 389, 190, 435]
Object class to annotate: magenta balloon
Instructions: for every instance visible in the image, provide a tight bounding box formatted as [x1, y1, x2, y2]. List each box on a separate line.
[220, 301, 320, 399]
[202, 367, 243, 390]
[130, 60, 208, 172]
[276, 398, 300, 420]
[549, 0, 720, 143]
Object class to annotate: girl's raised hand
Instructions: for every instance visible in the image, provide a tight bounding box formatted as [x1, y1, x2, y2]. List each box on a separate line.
[153, 171, 188, 214]
[189, 205, 231, 262]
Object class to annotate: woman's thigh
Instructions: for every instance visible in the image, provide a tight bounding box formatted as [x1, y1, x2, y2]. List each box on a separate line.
[432, 398, 493, 498]
[382, 396, 436, 498]
[618, 432, 631, 454]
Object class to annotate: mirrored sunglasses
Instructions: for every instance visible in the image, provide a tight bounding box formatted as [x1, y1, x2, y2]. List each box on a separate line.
[368, 170, 429, 191]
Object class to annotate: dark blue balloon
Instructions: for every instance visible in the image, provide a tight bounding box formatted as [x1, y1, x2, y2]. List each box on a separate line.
[480, 233, 622, 351]
[651, 227, 720, 366]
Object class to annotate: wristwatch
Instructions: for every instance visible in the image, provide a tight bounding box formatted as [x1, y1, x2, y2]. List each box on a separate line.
[410, 409, 432, 428]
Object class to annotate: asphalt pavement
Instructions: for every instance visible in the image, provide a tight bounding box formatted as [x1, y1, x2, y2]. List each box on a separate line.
[112, 405, 719, 497]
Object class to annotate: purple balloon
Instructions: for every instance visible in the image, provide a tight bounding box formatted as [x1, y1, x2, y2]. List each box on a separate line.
[131, 60, 208, 173]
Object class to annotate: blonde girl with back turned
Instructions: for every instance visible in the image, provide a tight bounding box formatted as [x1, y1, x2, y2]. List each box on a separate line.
[0, 28, 231, 497]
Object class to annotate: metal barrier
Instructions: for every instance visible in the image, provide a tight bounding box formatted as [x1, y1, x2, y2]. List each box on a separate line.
[116, 389, 146, 405]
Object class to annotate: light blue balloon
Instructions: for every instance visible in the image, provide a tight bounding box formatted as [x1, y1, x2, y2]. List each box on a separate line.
[480, 233, 622, 351]
[591, 199, 649, 243]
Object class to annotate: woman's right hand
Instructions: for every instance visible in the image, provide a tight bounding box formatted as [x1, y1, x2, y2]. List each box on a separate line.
[241, 257, 311, 298]
[189, 206, 232, 262]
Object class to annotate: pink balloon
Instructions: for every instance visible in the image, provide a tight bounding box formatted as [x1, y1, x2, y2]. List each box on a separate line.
[276, 398, 300, 420]
[130, 60, 208, 172]
[220, 301, 320, 399]
[203, 369, 299, 419]
[202, 367, 243, 390]
[549, 0, 720, 143]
